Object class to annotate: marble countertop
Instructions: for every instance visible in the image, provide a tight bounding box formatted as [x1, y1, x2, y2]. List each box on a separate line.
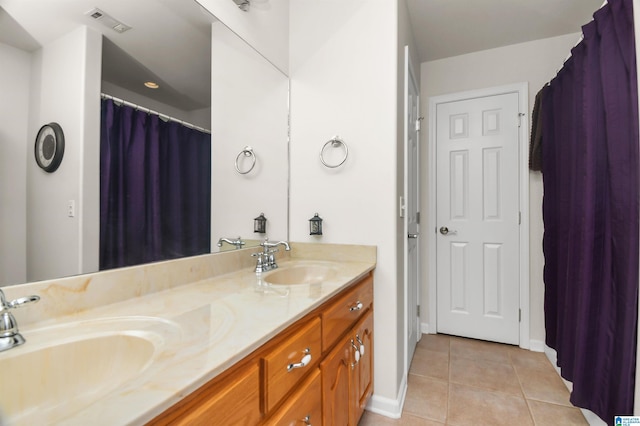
[0, 245, 375, 425]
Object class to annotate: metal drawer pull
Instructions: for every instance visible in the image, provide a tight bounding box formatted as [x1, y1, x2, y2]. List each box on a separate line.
[302, 414, 311, 425]
[356, 335, 365, 356]
[349, 301, 363, 312]
[351, 339, 360, 368]
[287, 348, 312, 372]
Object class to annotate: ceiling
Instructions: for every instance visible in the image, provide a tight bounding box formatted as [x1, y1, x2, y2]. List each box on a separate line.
[0, 0, 607, 110]
[0, 0, 213, 111]
[406, 0, 605, 62]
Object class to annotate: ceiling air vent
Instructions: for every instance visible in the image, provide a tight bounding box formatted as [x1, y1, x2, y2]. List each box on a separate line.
[86, 8, 131, 34]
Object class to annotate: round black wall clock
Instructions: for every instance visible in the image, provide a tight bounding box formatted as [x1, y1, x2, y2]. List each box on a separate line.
[34, 122, 65, 173]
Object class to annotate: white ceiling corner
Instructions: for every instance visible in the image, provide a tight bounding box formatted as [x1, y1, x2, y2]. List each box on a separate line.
[406, 0, 605, 62]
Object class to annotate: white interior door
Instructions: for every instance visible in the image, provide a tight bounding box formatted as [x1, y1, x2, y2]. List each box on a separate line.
[436, 92, 520, 345]
[405, 48, 420, 372]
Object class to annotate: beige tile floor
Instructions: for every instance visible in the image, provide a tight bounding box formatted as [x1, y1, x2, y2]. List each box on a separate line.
[359, 334, 588, 425]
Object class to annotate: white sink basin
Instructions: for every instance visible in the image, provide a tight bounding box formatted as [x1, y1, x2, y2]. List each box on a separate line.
[264, 264, 337, 285]
[0, 316, 180, 425]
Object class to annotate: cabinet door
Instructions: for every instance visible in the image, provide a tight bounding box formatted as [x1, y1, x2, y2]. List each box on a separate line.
[320, 336, 351, 426]
[351, 310, 374, 425]
[264, 368, 322, 426]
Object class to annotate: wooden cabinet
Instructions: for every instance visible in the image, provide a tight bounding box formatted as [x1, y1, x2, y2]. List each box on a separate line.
[322, 274, 373, 351]
[262, 317, 321, 412]
[321, 334, 352, 426]
[321, 309, 374, 426]
[351, 310, 374, 425]
[321, 274, 374, 425]
[264, 368, 322, 426]
[148, 272, 373, 426]
[148, 358, 261, 426]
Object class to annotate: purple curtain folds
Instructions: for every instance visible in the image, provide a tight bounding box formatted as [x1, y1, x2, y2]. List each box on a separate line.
[100, 99, 211, 270]
[542, 0, 639, 422]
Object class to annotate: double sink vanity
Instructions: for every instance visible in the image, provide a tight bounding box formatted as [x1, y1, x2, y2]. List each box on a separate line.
[0, 242, 375, 425]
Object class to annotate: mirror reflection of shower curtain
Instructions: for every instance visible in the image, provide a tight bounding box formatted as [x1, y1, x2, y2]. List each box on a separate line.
[100, 98, 211, 270]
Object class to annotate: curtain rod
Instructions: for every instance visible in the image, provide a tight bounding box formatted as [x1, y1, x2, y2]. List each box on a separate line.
[100, 93, 211, 135]
[560, 0, 609, 68]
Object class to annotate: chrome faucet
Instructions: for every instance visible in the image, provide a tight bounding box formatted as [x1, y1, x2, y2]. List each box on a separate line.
[0, 289, 40, 352]
[252, 238, 290, 273]
[217, 236, 245, 249]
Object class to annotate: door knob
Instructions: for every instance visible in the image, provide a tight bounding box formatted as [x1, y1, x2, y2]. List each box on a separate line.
[408, 233, 419, 239]
[439, 226, 457, 235]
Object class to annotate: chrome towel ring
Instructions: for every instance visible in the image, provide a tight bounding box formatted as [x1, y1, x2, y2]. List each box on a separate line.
[320, 136, 349, 168]
[235, 146, 257, 174]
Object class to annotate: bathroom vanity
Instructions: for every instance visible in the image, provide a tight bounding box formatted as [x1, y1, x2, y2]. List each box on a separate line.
[0, 243, 375, 425]
[149, 271, 373, 425]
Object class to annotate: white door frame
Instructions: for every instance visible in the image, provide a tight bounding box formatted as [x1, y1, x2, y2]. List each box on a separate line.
[427, 83, 530, 349]
[404, 45, 420, 376]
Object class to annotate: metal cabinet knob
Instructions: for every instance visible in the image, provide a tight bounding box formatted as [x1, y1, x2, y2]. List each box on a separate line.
[350, 339, 361, 368]
[356, 335, 365, 355]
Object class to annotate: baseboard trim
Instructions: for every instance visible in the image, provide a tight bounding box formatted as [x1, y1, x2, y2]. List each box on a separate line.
[529, 339, 545, 353]
[365, 375, 407, 419]
[420, 322, 431, 334]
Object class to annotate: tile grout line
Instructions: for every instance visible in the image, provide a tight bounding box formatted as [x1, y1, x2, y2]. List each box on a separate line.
[510, 349, 538, 425]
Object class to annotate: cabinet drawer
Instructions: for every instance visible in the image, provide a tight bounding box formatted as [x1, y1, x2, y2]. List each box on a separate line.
[167, 361, 261, 426]
[263, 368, 322, 426]
[322, 274, 373, 351]
[263, 316, 322, 413]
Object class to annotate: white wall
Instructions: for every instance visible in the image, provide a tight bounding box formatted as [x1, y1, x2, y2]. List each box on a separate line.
[27, 26, 101, 282]
[420, 32, 582, 345]
[196, 0, 289, 74]
[289, 0, 403, 415]
[210, 21, 289, 244]
[0, 42, 30, 286]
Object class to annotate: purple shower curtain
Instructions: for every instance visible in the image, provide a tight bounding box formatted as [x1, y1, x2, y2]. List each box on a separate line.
[100, 98, 211, 270]
[542, 0, 639, 422]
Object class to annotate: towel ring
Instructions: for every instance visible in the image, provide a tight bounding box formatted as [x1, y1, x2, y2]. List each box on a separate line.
[320, 136, 349, 168]
[235, 146, 257, 174]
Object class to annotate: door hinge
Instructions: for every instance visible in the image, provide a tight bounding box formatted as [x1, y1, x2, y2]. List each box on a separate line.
[518, 112, 525, 128]
[416, 116, 424, 132]
[416, 211, 421, 224]
[417, 305, 420, 316]
[519, 211, 521, 225]
[519, 309, 522, 322]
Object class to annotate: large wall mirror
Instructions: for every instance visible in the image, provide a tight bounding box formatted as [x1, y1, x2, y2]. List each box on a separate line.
[0, 0, 289, 287]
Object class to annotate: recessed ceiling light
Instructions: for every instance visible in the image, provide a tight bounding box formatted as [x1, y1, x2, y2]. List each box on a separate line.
[144, 81, 159, 89]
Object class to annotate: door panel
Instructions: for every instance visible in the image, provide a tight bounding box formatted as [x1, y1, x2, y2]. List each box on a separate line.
[436, 92, 520, 345]
[406, 55, 420, 370]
